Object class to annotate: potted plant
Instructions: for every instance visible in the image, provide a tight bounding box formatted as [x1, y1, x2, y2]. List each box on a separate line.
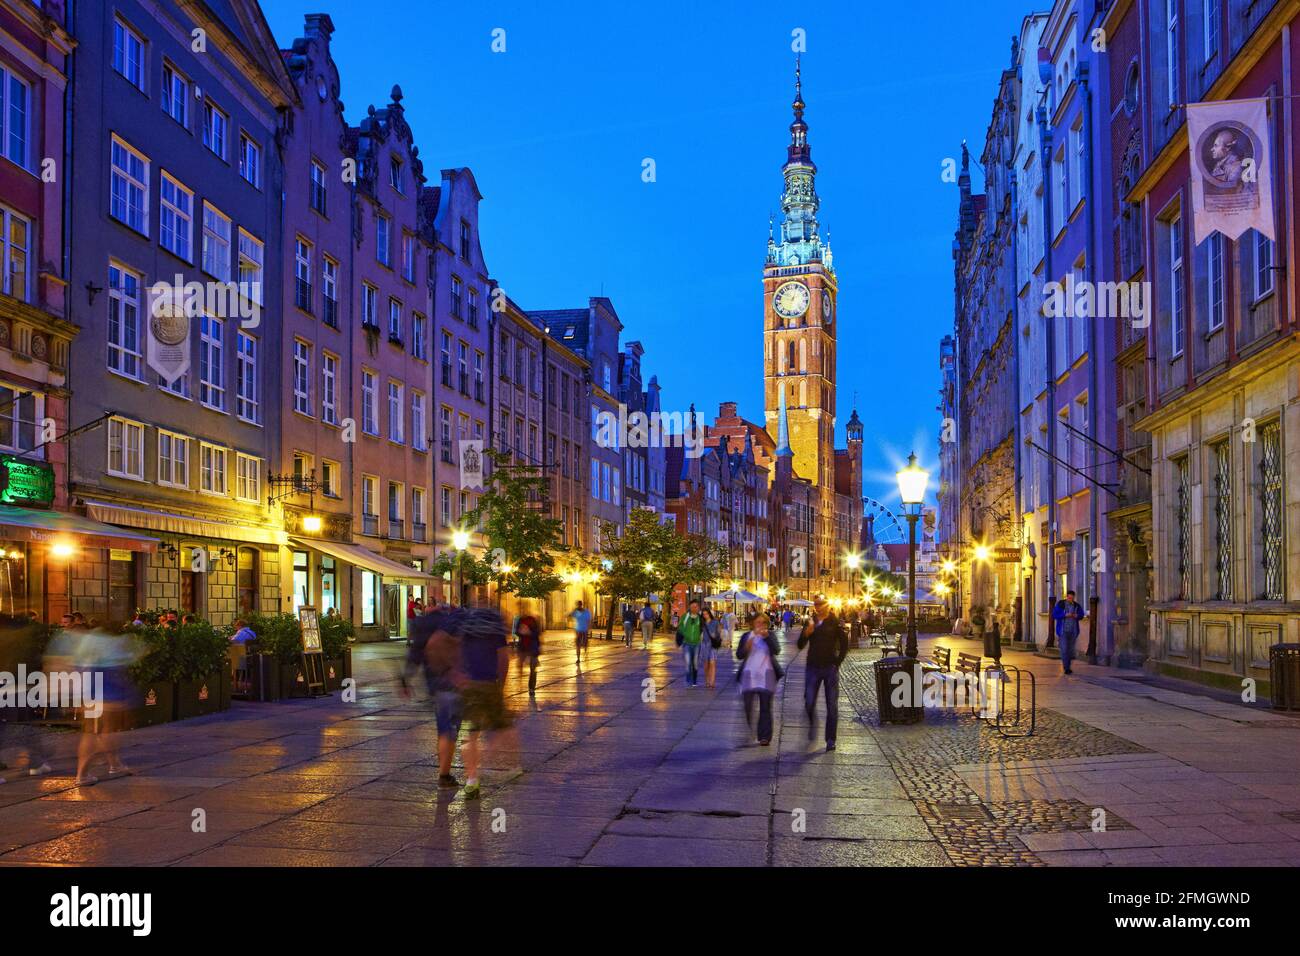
[320, 615, 354, 692]
[969, 605, 987, 640]
[172, 620, 230, 720]
[124, 626, 175, 729]
[246, 613, 311, 700]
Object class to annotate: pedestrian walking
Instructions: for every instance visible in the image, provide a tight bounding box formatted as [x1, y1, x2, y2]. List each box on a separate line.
[515, 611, 542, 696]
[698, 608, 722, 689]
[0, 615, 53, 783]
[797, 596, 849, 751]
[1051, 590, 1086, 675]
[402, 604, 465, 788]
[458, 606, 518, 800]
[736, 612, 784, 745]
[568, 601, 591, 667]
[675, 599, 704, 687]
[621, 604, 636, 647]
[43, 625, 138, 786]
[639, 601, 655, 649]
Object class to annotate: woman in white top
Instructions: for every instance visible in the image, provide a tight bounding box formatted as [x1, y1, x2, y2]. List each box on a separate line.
[735, 612, 784, 746]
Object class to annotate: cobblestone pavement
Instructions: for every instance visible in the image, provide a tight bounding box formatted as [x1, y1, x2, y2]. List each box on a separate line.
[0, 629, 1297, 866]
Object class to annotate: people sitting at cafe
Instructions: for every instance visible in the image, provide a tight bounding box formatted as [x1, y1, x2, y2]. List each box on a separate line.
[230, 619, 256, 644]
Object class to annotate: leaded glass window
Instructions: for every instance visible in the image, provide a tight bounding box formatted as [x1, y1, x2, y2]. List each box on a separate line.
[1259, 422, 1284, 600]
[1176, 456, 1191, 600]
[1212, 441, 1232, 600]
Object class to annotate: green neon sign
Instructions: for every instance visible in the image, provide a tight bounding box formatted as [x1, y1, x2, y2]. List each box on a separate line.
[0, 455, 54, 506]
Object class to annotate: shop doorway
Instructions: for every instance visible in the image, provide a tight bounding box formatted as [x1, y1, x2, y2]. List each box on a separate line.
[384, 583, 402, 638]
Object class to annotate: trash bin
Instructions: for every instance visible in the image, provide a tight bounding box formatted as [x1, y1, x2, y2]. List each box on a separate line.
[875, 655, 923, 724]
[1269, 643, 1300, 711]
[984, 622, 1001, 659]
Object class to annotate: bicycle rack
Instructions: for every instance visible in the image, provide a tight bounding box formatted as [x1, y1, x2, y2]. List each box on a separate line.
[990, 664, 1036, 738]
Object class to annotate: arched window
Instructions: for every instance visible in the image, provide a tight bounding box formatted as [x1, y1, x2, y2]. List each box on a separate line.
[787, 341, 796, 371]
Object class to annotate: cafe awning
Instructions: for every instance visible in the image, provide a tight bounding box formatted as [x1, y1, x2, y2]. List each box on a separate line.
[83, 498, 286, 546]
[0, 505, 159, 552]
[289, 537, 433, 585]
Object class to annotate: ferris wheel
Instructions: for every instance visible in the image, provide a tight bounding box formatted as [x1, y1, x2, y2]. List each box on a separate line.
[861, 495, 907, 546]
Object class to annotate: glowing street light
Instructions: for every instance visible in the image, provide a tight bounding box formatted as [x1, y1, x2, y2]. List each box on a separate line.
[973, 544, 991, 562]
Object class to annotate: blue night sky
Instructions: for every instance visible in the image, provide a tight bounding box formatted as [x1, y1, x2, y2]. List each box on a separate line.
[261, 0, 1033, 513]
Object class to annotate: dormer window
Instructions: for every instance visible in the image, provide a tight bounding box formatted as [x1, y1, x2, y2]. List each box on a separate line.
[390, 157, 404, 194]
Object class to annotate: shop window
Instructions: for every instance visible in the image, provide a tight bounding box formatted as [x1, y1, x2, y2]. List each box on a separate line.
[292, 550, 309, 615]
[320, 556, 337, 614]
[361, 570, 378, 626]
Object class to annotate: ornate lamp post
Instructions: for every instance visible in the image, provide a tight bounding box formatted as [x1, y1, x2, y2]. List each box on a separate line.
[896, 452, 929, 660]
[874, 453, 929, 724]
[452, 528, 470, 606]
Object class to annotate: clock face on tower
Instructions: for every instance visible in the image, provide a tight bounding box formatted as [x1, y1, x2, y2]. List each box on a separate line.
[773, 281, 810, 319]
[821, 290, 833, 324]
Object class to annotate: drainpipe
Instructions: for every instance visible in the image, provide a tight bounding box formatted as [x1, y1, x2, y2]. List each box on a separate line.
[1038, 100, 1057, 648]
[1009, 153, 1024, 646]
[1080, 59, 1103, 665]
[62, 0, 76, 505]
[1285, 25, 1296, 336]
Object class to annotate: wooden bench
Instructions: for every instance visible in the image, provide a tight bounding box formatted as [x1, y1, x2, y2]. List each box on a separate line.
[956, 652, 982, 678]
[877, 636, 903, 658]
[920, 645, 951, 673]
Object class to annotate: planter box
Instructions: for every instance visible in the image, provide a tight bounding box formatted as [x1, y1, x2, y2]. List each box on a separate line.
[246, 653, 282, 702]
[324, 648, 353, 692]
[175, 673, 224, 720]
[280, 661, 310, 699]
[121, 680, 174, 730]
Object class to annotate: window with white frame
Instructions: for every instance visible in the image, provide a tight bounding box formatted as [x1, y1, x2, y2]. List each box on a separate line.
[0, 384, 40, 452]
[362, 475, 378, 516]
[362, 283, 378, 328]
[107, 416, 144, 479]
[322, 256, 339, 326]
[0, 205, 30, 301]
[321, 352, 338, 424]
[310, 159, 327, 214]
[237, 230, 263, 305]
[1052, 145, 1066, 234]
[388, 297, 402, 341]
[412, 487, 426, 529]
[199, 314, 225, 409]
[1203, 0, 1219, 66]
[202, 202, 231, 279]
[1166, 0, 1180, 108]
[107, 262, 142, 378]
[1207, 232, 1225, 332]
[203, 100, 227, 158]
[157, 431, 188, 487]
[239, 132, 260, 186]
[1169, 213, 1185, 356]
[412, 313, 427, 360]
[110, 136, 149, 234]
[377, 214, 391, 267]
[112, 18, 145, 90]
[591, 459, 600, 499]
[401, 232, 415, 282]
[1254, 230, 1275, 299]
[236, 454, 260, 502]
[293, 340, 311, 415]
[450, 275, 462, 317]
[294, 237, 312, 313]
[440, 486, 452, 527]
[388, 381, 404, 443]
[0, 65, 30, 169]
[1070, 117, 1083, 208]
[612, 467, 621, 507]
[321, 459, 340, 497]
[237, 331, 258, 422]
[159, 172, 193, 260]
[411, 391, 427, 451]
[361, 370, 378, 435]
[200, 442, 228, 495]
[161, 62, 186, 126]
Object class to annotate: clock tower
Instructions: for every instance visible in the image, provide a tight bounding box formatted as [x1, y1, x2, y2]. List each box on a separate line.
[763, 58, 837, 578]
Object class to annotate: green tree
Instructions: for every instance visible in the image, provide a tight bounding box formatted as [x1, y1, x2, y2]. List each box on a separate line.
[463, 448, 563, 600]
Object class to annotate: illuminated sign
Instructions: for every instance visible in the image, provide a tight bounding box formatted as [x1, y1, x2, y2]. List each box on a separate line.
[0, 456, 54, 507]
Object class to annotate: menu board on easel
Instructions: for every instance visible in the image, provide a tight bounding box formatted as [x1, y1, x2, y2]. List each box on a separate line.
[297, 606, 327, 695]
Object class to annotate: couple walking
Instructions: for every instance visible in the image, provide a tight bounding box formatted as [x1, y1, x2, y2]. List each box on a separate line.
[674, 600, 723, 688]
[732, 597, 847, 749]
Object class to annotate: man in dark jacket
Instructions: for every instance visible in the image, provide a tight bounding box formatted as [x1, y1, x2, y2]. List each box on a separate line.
[402, 605, 464, 788]
[797, 596, 849, 750]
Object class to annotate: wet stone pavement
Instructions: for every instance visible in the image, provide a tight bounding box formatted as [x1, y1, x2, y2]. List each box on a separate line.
[1, 630, 1298, 867]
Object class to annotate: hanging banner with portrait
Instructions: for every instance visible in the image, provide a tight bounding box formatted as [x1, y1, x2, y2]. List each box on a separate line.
[1185, 98, 1275, 244]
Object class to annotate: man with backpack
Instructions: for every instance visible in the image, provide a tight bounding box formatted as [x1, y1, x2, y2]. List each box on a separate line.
[1052, 590, 1087, 675]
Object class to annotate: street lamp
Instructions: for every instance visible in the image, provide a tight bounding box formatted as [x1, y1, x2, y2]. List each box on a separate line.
[896, 452, 929, 660]
[452, 528, 470, 606]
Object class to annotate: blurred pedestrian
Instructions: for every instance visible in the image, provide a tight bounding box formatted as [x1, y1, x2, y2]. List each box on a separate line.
[675, 599, 704, 687]
[402, 604, 464, 788]
[736, 612, 783, 745]
[639, 601, 655, 649]
[568, 601, 591, 667]
[0, 614, 53, 782]
[44, 625, 139, 786]
[698, 608, 721, 689]
[514, 611, 542, 697]
[797, 596, 849, 751]
[458, 606, 516, 800]
[621, 604, 636, 648]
